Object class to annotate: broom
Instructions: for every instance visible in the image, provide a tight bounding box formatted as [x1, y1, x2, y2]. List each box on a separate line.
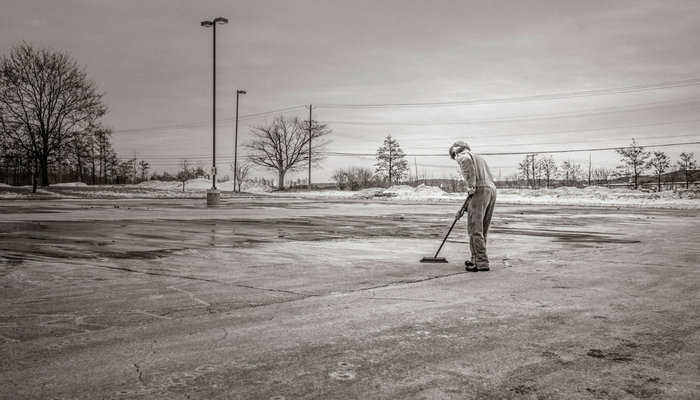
[420, 195, 471, 263]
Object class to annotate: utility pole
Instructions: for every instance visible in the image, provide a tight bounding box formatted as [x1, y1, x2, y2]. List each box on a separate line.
[588, 154, 592, 187]
[307, 104, 313, 189]
[414, 156, 418, 184]
[233, 90, 246, 193]
[529, 153, 538, 189]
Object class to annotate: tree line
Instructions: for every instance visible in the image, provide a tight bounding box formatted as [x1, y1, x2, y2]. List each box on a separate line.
[330, 135, 428, 190]
[502, 139, 698, 191]
[0, 43, 144, 191]
[3, 43, 697, 193]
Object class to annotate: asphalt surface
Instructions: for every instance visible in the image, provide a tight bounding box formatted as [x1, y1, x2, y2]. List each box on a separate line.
[1, 197, 699, 399]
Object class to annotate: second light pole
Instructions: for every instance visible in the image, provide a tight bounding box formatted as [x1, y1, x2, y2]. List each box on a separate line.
[233, 89, 246, 193]
[201, 16, 228, 205]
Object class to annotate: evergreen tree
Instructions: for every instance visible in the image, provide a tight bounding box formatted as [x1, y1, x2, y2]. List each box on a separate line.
[374, 135, 409, 185]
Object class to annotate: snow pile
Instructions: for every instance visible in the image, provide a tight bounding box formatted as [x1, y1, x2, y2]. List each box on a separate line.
[240, 181, 273, 193]
[52, 182, 88, 187]
[371, 184, 452, 200]
[182, 178, 226, 191]
[496, 187, 698, 208]
[676, 188, 700, 199]
[352, 188, 386, 199]
[415, 184, 450, 197]
[137, 179, 238, 192]
[137, 178, 273, 193]
[137, 180, 183, 191]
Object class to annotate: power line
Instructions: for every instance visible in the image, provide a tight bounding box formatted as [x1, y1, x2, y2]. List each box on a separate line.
[322, 140, 700, 157]
[395, 117, 700, 143]
[474, 132, 700, 149]
[110, 78, 700, 135]
[323, 97, 700, 126]
[316, 78, 700, 109]
[112, 105, 307, 134]
[131, 132, 700, 160]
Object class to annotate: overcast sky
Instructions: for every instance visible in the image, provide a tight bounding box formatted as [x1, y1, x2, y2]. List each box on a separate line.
[2, 0, 699, 183]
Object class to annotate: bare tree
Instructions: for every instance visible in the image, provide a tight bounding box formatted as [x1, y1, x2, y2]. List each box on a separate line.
[244, 115, 332, 190]
[330, 168, 349, 190]
[502, 172, 522, 188]
[354, 166, 375, 189]
[646, 151, 670, 192]
[592, 167, 614, 186]
[92, 128, 114, 184]
[67, 130, 90, 183]
[176, 158, 194, 192]
[677, 152, 698, 189]
[194, 160, 207, 178]
[664, 165, 679, 190]
[138, 160, 150, 183]
[538, 156, 559, 188]
[446, 172, 467, 192]
[561, 160, 584, 187]
[330, 165, 374, 191]
[615, 139, 650, 189]
[517, 156, 532, 187]
[228, 160, 253, 192]
[0, 43, 109, 189]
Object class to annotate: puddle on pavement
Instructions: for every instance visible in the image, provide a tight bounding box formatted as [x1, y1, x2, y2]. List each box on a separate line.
[0, 215, 444, 262]
[0, 207, 646, 264]
[490, 227, 640, 244]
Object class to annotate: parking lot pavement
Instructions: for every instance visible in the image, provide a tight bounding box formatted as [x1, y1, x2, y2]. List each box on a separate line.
[1, 198, 699, 399]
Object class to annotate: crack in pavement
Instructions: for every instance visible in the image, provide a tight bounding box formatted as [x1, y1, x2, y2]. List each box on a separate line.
[133, 363, 144, 383]
[231, 283, 316, 297]
[345, 271, 468, 295]
[133, 339, 157, 385]
[167, 286, 211, 307]
[91, 263, 222, 283]
[368, 296, 448, 303]
[135, 310, 173, 320]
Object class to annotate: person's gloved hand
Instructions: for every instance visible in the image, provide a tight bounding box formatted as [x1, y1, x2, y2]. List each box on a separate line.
[455, 208, 465, 220]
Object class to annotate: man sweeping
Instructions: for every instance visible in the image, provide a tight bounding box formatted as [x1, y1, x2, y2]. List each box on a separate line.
[449, 141, 497, 272]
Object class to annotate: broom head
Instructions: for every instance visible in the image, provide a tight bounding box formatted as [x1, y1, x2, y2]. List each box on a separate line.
[420, 257, 448, 263]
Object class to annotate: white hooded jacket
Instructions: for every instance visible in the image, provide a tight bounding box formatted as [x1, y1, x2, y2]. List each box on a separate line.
[454, 150, 496, 194]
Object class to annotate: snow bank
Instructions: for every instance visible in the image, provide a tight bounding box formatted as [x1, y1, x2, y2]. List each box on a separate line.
[361, 184, 453, 200]
[52, 182, 88, 187]
[136, 179, 272, 193]
[496, 187, 699, 209]
[240, 181, 273, 193]
[140, 178, 236, 192]
[1, 180, 698, 209]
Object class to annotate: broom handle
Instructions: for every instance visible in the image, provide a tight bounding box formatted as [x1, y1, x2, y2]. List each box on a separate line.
[432, 217, 458, 258]
[433, 195, 472, 258]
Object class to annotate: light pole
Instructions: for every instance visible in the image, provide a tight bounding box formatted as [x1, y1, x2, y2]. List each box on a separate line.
[233, 90, 246, 193]
[201, 17, 228, 205]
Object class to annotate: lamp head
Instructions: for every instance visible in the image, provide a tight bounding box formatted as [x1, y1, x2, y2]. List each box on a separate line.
[213, 17, 228, 24]
[201, 21, 213, 27]
[238, 90, 246, 95]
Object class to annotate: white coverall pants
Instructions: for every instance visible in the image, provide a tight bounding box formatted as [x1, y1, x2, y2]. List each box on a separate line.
[468, 185, 497, 269]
